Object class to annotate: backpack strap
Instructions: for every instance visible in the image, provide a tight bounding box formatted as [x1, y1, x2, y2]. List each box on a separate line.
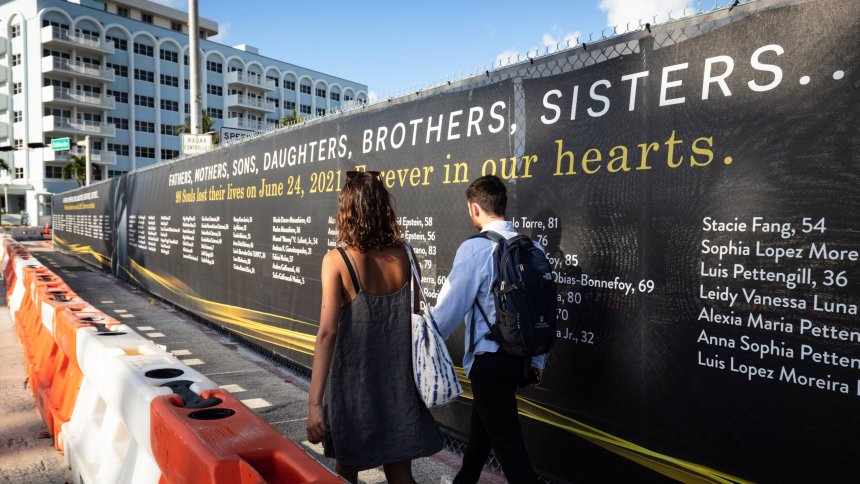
[336, 247, 361, 293]
[469, 297, 495, 352]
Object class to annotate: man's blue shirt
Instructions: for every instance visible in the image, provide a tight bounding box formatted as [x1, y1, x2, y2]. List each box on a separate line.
[433, 220, 548, 378]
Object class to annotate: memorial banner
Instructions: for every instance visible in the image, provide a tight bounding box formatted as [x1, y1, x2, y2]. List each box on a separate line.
[53, 1, 859, 482]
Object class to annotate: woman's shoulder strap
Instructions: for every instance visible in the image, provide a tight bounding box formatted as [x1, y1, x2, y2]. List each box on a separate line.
[336, 247, 361, 292]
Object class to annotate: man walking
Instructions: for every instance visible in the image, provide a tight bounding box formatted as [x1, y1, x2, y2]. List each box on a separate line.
[434, 175, 547, 484]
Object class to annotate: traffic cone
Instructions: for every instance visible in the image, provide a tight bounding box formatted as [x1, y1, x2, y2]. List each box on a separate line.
[44, 224, 50, 237]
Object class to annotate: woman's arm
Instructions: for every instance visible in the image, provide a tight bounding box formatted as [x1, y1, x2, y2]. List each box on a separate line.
[306, 250, 343, 444]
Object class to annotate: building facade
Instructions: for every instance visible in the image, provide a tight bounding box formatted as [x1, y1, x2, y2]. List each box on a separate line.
[0, 0, 368, 226]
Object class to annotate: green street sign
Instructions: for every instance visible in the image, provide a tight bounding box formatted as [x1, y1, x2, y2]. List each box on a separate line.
[51, 138, 70, 151]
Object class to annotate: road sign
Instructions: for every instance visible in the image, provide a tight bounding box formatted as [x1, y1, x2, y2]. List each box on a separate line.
[51, 138, 70, 151]
[219, 126, 256, 144]
[181, 134, 213, 155]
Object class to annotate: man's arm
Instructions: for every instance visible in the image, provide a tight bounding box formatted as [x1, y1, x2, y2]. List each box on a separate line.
[432, 242, 483, 341]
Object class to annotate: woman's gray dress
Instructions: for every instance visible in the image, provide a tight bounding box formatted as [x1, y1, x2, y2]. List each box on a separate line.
[322, 246, 443, 472]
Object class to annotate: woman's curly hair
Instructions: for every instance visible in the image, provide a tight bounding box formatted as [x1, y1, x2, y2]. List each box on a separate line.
[336, 172, 401, 251]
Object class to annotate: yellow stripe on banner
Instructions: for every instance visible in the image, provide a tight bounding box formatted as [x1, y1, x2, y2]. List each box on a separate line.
[454, 368, 755, 484]
[128, 257, 318, 354]
[53, 235, 112, 266]
[124, 255, 752, 484]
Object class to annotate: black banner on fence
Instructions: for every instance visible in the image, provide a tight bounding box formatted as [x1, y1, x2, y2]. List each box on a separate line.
[53, 1, 860, 482]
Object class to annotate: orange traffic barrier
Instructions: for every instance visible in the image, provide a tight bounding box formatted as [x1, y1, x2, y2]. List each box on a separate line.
[32, 307, 120, 450]
[151, 389, 345, 484]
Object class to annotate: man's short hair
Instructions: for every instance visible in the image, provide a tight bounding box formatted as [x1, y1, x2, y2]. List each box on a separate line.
[466, 175, 507, 217]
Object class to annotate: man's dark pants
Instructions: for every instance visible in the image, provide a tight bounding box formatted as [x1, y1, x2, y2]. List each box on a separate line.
[453, 350, 537, 484]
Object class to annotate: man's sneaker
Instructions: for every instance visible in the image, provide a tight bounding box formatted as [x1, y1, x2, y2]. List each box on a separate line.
[440, 474, 455, 484]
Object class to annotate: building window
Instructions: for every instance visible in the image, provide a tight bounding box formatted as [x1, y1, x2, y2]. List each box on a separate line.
[266, 75, 278, 85]
[184, 79, 190, 90]
[199, 30, 207, 39]
[330, 92, 340, 101]
[184, 103, 189, 114]
[206, 84, 222, 96]
[107, 116, 129, 130]
[171, 22, 182, 32]
[206, 107, 223, 119]
[106, 89, 128, 104]
[266, 117, 278, 125]
[135, 146, 155, 158]
[160, 74, 179, 87]
[160, 99, 179, 112]
[108, 170, 128, 178]
[12, 54, 21, 67]
[141, 13, 153, 24]
[284, 80, 295, 90]
[107, 143, 129, 156]
[300, 104, 311, 115]
[161, 149, 180, 160]
[44, 107, 71, 118]
[344, 95, 353, 101]
[160, 49, 178, 63]
[45, 166, 63, 179]
[184, 55, 188, 66]
[12, 83, 22, 95]
[11, 25, 21, 38]
[134, 68, 154, 83]
[227, 66, 241, 73]
[135, 120, 155, 133]
[106, 62, 128, 78]
[284, 101, 295, 111]
[134, 94, 155, 108]
[316, 88, 326, 98]
[206, 61, 222, 73]
[300, 84, 311, 95]
[117, 6, 129, 17]
[267, 97, 279, 108]
[14, 139, 22, 148]
[133, 42, 154, 57]
[13, 111, 22, 123]
[316, 108, 326, 116]
[15, 167, 23, 179]
[106, 35, 127, 51]
[160, 124, 178, 136]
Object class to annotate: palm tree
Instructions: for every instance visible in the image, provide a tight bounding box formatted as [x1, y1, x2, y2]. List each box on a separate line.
[279, 109, 305, 128]
[62, 153, 87, 187]
[176, 111, 220, 144]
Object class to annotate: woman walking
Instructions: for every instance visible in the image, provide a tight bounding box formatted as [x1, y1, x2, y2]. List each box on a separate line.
[307, 171, 443, 484]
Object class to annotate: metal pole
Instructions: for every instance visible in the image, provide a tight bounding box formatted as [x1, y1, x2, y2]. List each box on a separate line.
[188, 0, 201, 135]
[3, 185, 7, 218]
[85, 135, 91, 186]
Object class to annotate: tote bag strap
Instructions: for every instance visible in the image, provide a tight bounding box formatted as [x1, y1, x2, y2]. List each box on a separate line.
[402, 242, 440, 330]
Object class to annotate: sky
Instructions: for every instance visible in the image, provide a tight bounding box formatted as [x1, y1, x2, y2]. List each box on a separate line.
[153, 0, 699, 100]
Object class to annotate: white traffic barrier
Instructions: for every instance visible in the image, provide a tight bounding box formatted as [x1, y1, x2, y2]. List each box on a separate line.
[0, 238, 17, 269]
[62, 323, 219, 484]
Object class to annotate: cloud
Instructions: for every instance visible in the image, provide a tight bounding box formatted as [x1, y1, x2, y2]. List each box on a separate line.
[209, 22, 230, 43]
[542, 29, 581, 53]
[495, 48, 521, 68]
[598, 0, 694, 30]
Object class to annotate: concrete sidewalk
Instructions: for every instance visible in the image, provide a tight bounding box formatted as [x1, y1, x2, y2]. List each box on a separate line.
[2, 241, 494, 484]
[0, 286, 72, 483]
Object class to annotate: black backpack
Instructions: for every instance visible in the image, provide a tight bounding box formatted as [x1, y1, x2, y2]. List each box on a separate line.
[469, 231, 557, 358]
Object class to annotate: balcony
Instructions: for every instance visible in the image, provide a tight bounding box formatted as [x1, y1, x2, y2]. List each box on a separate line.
[41, 26, 114, 55]
[42, 116, 116, 137]
[42, 86, 114, 110]
[41, 56, 115, 83]
[225, 71, 276, 91]
[224, 117, 263, 131]
[44, 147, 117, 165]
[226, 94, 276, 113]
[0, 65, 6, 83]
